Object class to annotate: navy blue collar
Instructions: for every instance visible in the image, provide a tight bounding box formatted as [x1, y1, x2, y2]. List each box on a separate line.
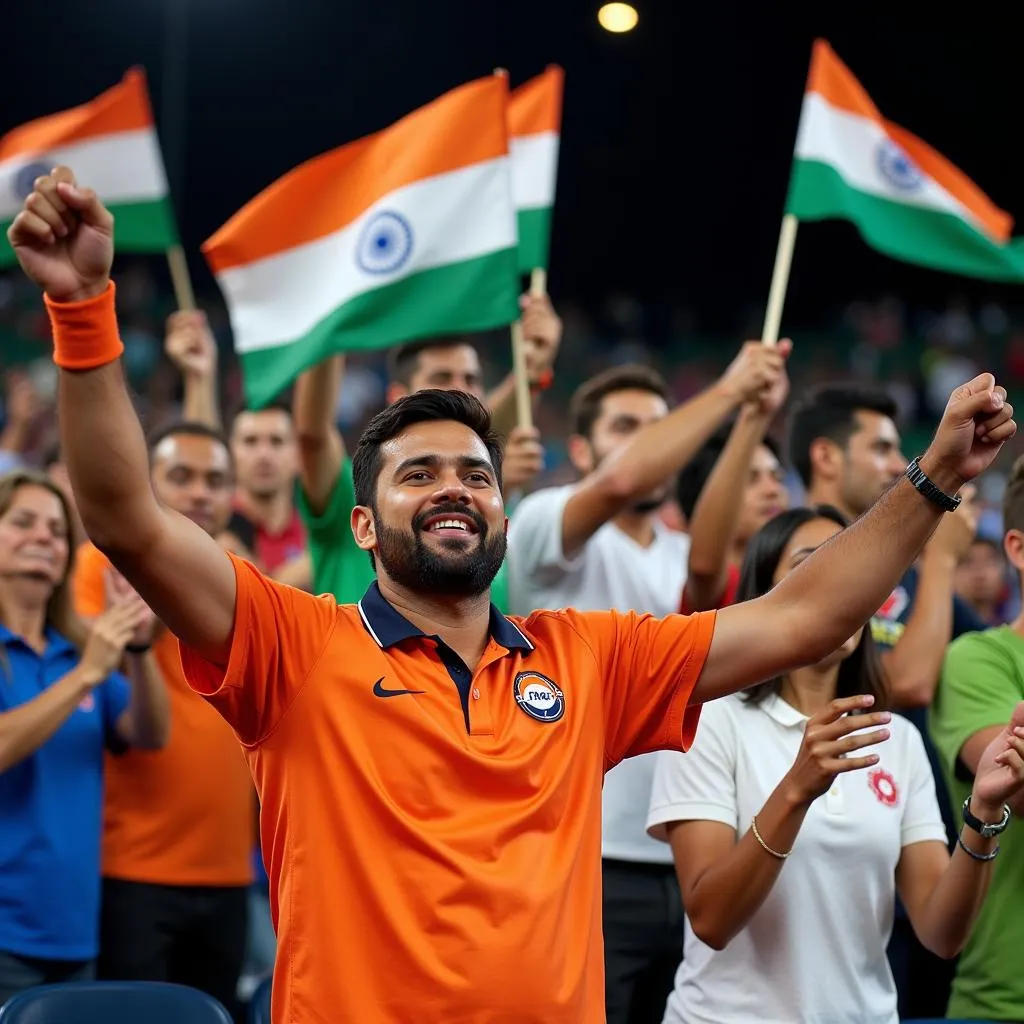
[357, 581, 533, 653]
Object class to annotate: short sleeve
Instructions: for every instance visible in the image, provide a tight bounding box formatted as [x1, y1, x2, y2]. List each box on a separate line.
[296, 457, 361, 596]
[99, 670, 131, 753]
[930, 631, 1020, 783]
[566, 607, 717, 766]
[646, 699, 739, 842]
[72, 542, 110, 617]
[900, 720, 949, 847]
[178, 553, 339, 746]
[507, 486, 584, 590]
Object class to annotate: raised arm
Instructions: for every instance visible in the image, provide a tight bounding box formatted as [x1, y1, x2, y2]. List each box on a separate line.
[696, 377, 1016, 704]
[561, 342, 787, 559]
[488, 292, 562, 440]
[7, 166, 236, 665]
[685, 367, 787, 610]
[293, 355, 346, 515]
[164, 310, 221, 429]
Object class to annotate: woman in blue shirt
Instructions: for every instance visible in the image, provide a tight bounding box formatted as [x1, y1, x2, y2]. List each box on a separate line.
[0, 469, 169, 1005]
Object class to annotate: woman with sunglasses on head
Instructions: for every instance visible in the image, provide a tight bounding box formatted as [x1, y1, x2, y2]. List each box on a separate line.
[647, 505, 1024, 1024]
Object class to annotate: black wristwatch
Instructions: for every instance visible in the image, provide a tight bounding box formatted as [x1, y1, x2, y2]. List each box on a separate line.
[905, 457, 961, 512]
[962, 797, 1010, 837]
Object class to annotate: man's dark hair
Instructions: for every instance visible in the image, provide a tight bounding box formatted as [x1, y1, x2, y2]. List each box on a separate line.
[226, 399, 294, 435]
[569, 364, 671, 440]
[1003, 455, 1024, 536]
[675, 423, 783, 521]
[386, 337, 469, 388]
[787, 386, 899, 488]
[352, 389, 503, 509]
[147, 420, 233, 465]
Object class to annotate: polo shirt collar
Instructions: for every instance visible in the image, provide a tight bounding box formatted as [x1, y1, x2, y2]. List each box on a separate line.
[760, 691, 808, 729]
[357, 581, 533, 653]
[0, 623, 76, 656]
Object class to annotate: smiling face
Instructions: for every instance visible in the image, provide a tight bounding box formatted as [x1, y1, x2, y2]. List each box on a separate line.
[0, 483, 70, 596]
[353, 419, 508, 596]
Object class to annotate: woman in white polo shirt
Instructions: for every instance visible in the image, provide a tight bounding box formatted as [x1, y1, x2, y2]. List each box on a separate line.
[647, 505, 1024, 1024]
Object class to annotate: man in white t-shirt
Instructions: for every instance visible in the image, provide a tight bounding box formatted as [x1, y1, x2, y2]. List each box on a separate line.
[508, 347, 788, 1024]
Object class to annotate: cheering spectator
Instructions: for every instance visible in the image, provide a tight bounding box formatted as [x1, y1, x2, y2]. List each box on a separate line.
[508, 344, 787, 1024]
[931, 456, 1024, 1021]
[648, 505, 1024, 1024]
[0, 469, 167, 1006]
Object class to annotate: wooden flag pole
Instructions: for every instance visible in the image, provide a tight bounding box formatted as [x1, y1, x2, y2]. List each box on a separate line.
[166, 244, 196, 311]
[761, 215, 799, 348]
[511, 268, 550, 430]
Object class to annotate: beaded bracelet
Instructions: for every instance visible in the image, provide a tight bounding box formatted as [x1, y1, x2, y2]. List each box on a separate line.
[751, 815, 791, 860]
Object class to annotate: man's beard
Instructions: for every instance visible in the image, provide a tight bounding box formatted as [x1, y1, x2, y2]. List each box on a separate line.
[373, 503, 507, 598]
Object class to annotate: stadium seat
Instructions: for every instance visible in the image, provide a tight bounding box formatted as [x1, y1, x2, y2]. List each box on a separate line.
[0, 981, 233, 1023]
[248, 976, 272, 1024]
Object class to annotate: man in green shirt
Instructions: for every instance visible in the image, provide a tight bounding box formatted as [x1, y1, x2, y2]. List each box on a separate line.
[292, 296, 562, 609]
[931, 454, 1024, 1022]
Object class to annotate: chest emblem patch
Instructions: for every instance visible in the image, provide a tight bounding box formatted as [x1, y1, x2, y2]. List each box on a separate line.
[514, 671, 565, 723]
[868, 767, 899, 807]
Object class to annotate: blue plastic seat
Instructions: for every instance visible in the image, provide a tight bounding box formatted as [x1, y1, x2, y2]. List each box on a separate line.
[0, 981, 233, 1023]
[248, 976, 272, 1024]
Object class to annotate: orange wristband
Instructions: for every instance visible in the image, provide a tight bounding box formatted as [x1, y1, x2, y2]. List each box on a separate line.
[45, 281, 125, 370]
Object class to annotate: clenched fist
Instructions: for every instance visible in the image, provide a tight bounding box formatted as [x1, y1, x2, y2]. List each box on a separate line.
[717, 339, 792, 409]
[6, 165, 113, 302]
[165, 310, 217, 379]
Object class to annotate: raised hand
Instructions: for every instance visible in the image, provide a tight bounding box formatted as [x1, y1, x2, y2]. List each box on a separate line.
[80, 598, 150, 682]
[6, 166, 113, 302]
[165, 310, 217, 379]
[502, 426, 545, 490]
[783, 694, 892, 806]
[970, 701, 1024, 817]
[105, 568, 158, 650]
[519, 293, 562, 383]
[718, 339, 792, 409]
[923, 373, 1016, 489]
[4, 372, 41, 428]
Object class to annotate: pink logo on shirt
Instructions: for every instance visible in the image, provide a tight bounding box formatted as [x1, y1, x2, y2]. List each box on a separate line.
[868, 767, 899, 807]
[78, 693, 95, 713]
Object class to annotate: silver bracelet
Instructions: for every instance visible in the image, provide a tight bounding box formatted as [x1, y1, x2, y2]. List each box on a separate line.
[957, 832, 1000, 862]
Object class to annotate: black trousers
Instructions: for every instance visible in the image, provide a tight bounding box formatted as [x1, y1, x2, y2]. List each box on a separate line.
[603, 859, 684, 1024]
[98, 877, 248, 1020]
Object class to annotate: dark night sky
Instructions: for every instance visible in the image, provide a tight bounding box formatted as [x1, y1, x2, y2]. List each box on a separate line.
[3, 2, 1022, 332]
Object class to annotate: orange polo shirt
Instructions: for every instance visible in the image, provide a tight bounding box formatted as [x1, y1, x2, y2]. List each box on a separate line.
[180, 554, 716, 1023]
[73, 543, 254, 887]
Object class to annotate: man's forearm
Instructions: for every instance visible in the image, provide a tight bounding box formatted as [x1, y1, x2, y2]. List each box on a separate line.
[687, 408, 768, 605]
[120, 652, 170, 749]
[596, 384, 741, 501]
[294, 357, 345, 514]
[488, 373, 525, 439]
[52, 290, 162, 554]
[181, 370, 221, 429]
[781, 456, 956, 661]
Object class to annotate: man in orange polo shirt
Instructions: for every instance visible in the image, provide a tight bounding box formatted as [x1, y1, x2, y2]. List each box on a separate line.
[9, 169, 1018, 1023]
[72, 421, 255, 1020]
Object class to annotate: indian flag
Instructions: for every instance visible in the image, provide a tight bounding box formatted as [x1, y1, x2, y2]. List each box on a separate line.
[509, 66, 563, 273]
[787, 40, 1024, 282]
[0, 69, 177, 267]
[204, 76, 521, 409]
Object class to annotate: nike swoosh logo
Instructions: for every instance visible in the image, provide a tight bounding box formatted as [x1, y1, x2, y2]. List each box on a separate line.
[373, 677, 425, 699]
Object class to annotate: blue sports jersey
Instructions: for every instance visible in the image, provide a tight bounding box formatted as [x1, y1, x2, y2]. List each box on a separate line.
[0, 625, 130, 960]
